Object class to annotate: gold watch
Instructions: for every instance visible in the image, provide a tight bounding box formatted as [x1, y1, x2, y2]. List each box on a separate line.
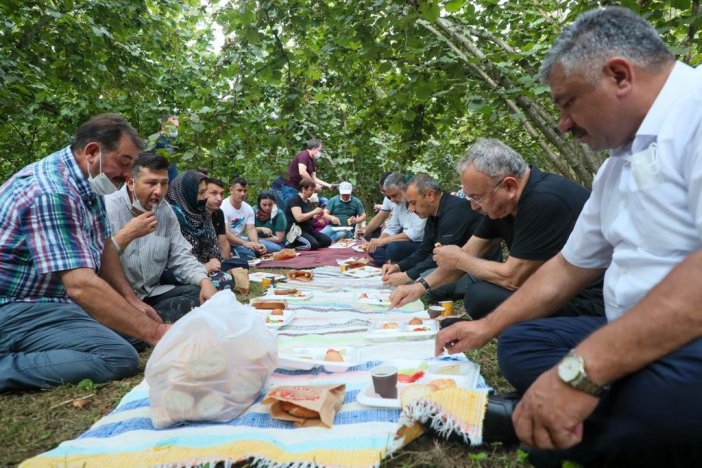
[557, 350, 609, 397]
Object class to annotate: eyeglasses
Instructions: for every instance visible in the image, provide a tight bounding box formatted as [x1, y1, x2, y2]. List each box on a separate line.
[466, 177, 506, 205]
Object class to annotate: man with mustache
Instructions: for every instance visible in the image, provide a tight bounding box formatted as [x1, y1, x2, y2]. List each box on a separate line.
[0, 114, 170, 391]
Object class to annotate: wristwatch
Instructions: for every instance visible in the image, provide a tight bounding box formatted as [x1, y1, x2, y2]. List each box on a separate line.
[416, 277, 430, 292]
[557, 350, 609, 397]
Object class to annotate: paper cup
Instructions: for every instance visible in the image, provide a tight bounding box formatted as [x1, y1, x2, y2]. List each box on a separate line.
[427, 305, 445, 319]
[261, 278, 272, 289]
[371, 365, 398, 399]
[439, 300, 454, 316]
[340, 263, 348, 273]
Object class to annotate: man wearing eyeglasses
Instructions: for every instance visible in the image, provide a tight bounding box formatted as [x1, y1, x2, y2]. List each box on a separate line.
[390, 138, 604, 321]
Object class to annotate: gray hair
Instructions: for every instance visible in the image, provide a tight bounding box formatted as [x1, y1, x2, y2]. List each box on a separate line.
[407, 173, 442, 196]
[540, 7, 673, 84]
[383, 172, 407, 191]
[456, 138, 527, 180]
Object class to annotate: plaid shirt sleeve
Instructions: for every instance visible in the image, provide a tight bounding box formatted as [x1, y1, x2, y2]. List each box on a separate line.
[22, 193, 100, 275]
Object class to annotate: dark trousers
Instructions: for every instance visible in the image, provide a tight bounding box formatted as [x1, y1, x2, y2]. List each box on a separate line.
[369, 240, 421, 265]
[292, 230, 332, 251]
[498, 315, 702, 465]
[144, 285, 201, 324]
[461, 278, 604, 320]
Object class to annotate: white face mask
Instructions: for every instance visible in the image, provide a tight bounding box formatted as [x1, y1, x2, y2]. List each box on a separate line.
[271, 204, 279, 219]
[87, 150, 119, 195]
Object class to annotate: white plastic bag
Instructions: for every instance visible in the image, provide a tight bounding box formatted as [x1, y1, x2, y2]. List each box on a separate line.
[146, 290, 277, 428]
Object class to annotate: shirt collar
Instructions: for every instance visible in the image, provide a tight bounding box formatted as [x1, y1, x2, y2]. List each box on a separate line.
[60, 145, 96, 204]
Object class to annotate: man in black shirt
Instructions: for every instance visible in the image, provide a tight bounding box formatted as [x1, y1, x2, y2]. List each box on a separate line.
[381, 174, 490, 286]
[203, 178, 232, 260]
[390, 138, 604, 320]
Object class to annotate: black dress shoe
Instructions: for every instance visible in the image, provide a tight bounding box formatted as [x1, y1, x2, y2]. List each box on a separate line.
[483, 393, 520, 445]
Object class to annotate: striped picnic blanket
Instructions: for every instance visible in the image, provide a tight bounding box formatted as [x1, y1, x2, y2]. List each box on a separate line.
[21, 267, 488, 468]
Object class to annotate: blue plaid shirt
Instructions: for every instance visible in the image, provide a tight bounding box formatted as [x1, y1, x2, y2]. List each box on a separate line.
[0, 146, 111, 305]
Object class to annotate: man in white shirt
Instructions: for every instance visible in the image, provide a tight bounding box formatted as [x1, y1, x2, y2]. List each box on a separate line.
[430, 7, 702, 465]
[221, 176, 266, 260]
[105, 153, 216, 323]
[366, 172, 426, 265]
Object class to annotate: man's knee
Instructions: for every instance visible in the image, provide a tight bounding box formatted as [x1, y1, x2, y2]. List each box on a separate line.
[96, 342, 140, 382]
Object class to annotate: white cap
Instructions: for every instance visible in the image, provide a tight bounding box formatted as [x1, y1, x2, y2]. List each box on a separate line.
[339, 181, 353, 195]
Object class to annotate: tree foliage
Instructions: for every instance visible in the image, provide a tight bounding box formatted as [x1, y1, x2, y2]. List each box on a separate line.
[1, 0, 700, 200]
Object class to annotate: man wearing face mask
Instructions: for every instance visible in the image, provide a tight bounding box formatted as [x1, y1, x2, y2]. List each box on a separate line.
[147, 114, 179, 182]
[280, 139, 333, 207]
[0, 114, 171, 391]
[105, 152, 217, 324]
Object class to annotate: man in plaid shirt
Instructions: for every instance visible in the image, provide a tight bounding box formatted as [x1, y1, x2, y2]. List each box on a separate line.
[0, 114, 170, 391]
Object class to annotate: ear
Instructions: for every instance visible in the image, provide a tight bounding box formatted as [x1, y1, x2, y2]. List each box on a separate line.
[84, 142, 101, 162]
[126, 176, 135, 192]
[503, 176, 520, 194]
[604, 58, 634, 97]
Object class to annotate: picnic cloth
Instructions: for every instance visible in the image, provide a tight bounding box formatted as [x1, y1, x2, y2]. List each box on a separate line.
[21, 267, 488, 468]
[259, 247, 369, 269]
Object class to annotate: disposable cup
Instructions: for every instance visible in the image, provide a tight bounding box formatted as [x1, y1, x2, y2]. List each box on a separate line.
[371, 365, 398, 399]
[261, 278, 272, 289]
[439, 300, 454, 316]
[427, 305, 445, 319]
[340, 263, 348, 273]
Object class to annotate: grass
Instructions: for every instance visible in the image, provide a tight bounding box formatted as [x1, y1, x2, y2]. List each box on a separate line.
[0, 272, 528, 468]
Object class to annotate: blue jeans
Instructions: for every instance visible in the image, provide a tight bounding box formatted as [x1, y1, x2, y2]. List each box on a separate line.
[259, 239, 283, 253]
[320, 225, 353, 242]
[280, 185, 299, 210]
[232, 244, 256, 260]
[497, 315, 702, 464]
[369, 240, 421, 265]
[0, 302, 139, 391]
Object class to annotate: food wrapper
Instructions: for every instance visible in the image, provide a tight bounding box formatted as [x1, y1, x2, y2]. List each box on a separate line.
[272, 248, 297, 261]
[287, 270, 314, 281]
[263, 384, 346, 428]
[229, 267, 249, 295]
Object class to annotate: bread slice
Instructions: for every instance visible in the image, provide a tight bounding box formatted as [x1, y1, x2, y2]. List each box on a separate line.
[399, 384, 433, 407]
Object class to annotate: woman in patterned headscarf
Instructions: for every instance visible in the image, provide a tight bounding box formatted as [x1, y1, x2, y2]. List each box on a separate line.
[166, 171, 247, 289]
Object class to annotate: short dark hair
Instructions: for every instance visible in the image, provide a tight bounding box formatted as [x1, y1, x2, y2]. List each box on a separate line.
[132, 151, 169, 178]
[257, 190, 276, 206]
[205, 178, 225, 189]
[229, 176, 248, 187]
[407, 173, 443, 196]
[379, 171, 393, 188]
[298, 179, 315, 191]
[306, 139, 322, 150]
[161, 114, 177, 125]
[70, 113, 143, 153]
[196, 167, 210, 176]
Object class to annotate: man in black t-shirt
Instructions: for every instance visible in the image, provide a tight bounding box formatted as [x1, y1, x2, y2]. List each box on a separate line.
[390, 138, 604, 319]
[203, 178, 232, 260]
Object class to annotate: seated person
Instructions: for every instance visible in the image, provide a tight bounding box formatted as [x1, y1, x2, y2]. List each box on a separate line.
[203, 177, 232, 259]
[381, 173, 490, 287]
[391, 139, 604, 320]
[360, 171, 394, 240]
[284, 179, 332, 251]
[320, 181, 367, 242]
[254, 190, 287, 253]
[310, 195, 329, 232]
[105, 152, 217, 323]
[166, 171, 247, 290]
[0, 113, 168, 391]
[221, 176, 266, 260]
[366, 172, 426, 265]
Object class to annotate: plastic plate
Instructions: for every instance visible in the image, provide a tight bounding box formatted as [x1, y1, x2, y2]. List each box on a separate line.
[277, 346, 360, 372]
[366, 318, 438, 342]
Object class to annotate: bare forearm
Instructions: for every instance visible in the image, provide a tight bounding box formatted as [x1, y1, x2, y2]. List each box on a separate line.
[578, 249, 702, 385]
[365, 212, 389, 233]
[218, 235, 231, 258]
[246, 225, 259, 243]
[99, 242, 137, 298]
[456, 255, 540, 291]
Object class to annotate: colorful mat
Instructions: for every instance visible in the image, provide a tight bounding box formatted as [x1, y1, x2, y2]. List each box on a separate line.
[258, 247, 369, 269]
[21, 267, 487, 468]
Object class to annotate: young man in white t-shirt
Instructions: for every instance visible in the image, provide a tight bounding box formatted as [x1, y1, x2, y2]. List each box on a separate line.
[221, 176, 266, 260]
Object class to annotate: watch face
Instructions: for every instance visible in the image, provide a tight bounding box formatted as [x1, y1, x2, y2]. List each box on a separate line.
[558, 355, 581, 382]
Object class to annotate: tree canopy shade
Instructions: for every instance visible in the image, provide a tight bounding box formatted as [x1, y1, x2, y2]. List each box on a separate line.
[1, 0, 700, 198]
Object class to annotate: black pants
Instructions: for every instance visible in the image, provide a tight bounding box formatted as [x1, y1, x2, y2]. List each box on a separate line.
[292, 230, 332, 251]
[144, 285, 201, 323]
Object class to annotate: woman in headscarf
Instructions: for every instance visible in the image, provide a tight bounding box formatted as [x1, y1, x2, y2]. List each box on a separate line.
[166, 170, 246, 289]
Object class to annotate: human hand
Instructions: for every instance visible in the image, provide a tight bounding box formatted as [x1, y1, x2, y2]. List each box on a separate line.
[124, 211, 157, 240]
[253, 242, 267, 254]
[433, 244, 462, 269]
[348, 216, 356, 225]
[258, 227, 273, 237]
[389, 282, 425, 309]
[381, 263, 400, 277]
[204, 258, 221, 273]
[331, 216, 340, 226]
[126, 295, 162, 323]
[199, 279, 217, 303]
[367, 238, 383, 253]
[383, 272, 410, 287]
[315, 183, 323, 192]
[146, 323, 172, 346]
[312, 207, 324, 216]
[513, 367, 598, 450]
[434, 319, 495, 356]
[373, 204, 382, 213]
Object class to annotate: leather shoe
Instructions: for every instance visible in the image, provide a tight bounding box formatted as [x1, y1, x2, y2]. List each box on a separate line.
[483, 393, 520, 445]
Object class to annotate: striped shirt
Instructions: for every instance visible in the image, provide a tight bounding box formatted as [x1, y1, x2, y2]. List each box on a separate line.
[0, 146, 111, 305]
[104, 186, 208, 299]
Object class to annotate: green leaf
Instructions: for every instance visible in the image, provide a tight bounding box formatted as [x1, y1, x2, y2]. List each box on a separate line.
[444, 0, 464, 13]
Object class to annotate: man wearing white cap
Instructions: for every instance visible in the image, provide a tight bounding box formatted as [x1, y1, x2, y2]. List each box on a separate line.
[321, 181, 367, 242]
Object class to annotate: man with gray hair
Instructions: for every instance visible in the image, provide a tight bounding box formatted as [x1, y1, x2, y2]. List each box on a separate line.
[433, 7, 702, 465]
[366, 172, 426, 265]
[391, 138, 604, 320]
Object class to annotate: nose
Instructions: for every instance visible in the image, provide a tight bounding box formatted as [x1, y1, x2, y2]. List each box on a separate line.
[557, 113, 574, 134]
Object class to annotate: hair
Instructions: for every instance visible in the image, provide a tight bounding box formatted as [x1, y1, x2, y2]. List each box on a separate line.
[378, 171, 393, 188]
[229, 176, 248, 187]
[205, 177, 225, 189]
[161, 114, 177, 125]
[132, 151, 169, 178]
[196, 167, 209, 176]
[298, 179, 315, 191]
[383, 172, 407, 191]
[257, 190, 276, 207]
[407, 173, 443, 196]
[456, 138, 528, 180]
[306, 139, 322, 150]
[70, 113, 143, 153]
[539, 7, 674, 85]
